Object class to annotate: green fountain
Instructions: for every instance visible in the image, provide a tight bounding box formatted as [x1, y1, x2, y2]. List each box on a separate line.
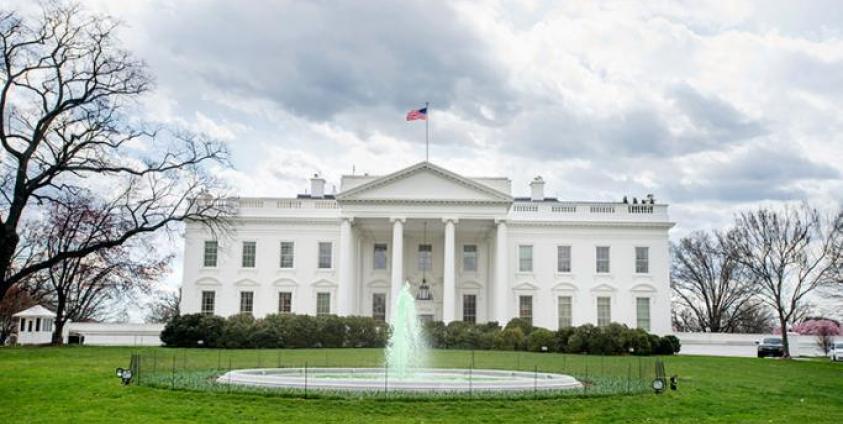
[385, 282, 427, 378]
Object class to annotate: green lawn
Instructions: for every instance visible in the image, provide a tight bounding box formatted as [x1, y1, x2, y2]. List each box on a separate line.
[2, 347, 843, 423]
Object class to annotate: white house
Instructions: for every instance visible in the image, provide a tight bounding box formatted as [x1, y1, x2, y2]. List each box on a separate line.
[180, 161, 674, 334]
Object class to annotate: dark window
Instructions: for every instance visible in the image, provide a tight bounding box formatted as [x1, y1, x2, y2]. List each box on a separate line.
[519, 295, 533, 325]
[463, 245, 478, 272]
[201, 291, 215, 315]
[373, 244, 388, 270]
[463, 294, 477, 323]
[240, 291, 254, 315]
[372, 293, 386, 321]
[278, 292, 292, 314]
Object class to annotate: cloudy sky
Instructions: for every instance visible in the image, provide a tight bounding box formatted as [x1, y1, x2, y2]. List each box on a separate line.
[71, 0, 843, 235]
[11, 1, 843, 312]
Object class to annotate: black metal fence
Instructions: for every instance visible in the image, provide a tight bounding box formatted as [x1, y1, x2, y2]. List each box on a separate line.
[127, 348, 664, 400]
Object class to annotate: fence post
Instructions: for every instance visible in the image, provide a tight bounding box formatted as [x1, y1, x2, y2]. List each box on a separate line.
[626, 362, 631, 394]
[278, 350, 282, 368]
[584, 359, 588, 395]
[384, 363, 388, 398]
[153, 350, 157, 375]
[257, 350, 262, 368]
[217, 350, 221, 371]
[533, 365, 538, 398]
[471, 350, 475, 369]
[137, 354, 142, 385]
[171, 354, 176, 390]
[469, 365, 473, 398]
[304, 361, 308, 399]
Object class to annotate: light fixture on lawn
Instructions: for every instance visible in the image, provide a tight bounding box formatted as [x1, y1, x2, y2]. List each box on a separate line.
[416, 221, 432, 301]
[115, 367, 133, 385]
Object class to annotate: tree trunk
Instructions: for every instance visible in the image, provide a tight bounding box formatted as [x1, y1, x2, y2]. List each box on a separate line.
[0, 226, 20, 302]
[779, 316, 791, 359]
[51, 297, 67, 345]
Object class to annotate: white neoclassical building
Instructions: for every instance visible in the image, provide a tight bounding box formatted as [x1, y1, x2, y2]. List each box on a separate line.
[180, 161, 674, 334]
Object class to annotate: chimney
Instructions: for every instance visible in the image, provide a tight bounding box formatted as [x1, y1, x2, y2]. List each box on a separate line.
[529, 176, 545, 201]
[310, 173, 326, 198]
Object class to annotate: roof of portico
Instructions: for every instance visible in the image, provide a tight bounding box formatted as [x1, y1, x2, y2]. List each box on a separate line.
[336, 161, 513, 204]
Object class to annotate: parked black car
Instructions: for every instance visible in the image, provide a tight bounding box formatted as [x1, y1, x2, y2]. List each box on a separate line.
[756, 337, 785, 358]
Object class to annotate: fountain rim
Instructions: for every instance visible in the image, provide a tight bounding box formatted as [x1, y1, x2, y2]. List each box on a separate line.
[216, 367, 583, 393]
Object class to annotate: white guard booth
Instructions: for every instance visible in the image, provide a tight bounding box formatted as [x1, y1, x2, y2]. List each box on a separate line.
[12, 305, 56, 345]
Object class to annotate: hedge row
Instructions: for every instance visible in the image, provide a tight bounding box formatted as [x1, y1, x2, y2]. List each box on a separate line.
[161, 313, 389, 348]
[423, 318, 681, 355]
[161, 313, 680, 355]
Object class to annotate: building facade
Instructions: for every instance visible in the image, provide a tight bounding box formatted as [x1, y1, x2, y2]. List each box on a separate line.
[180, 162, 674, 334]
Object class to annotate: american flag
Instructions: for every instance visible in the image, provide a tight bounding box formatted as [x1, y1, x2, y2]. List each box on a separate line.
[406, 107, 427, 121]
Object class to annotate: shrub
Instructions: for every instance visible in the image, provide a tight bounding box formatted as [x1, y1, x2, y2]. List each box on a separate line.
[423, 321, 447, 348]
[345, 316, 388, 348]
[495, 327, 525, 351]
[527, 328, 556, 352]
[161, 313, 225, 348]
[554, 327, 575, 352]
[221, 314, 258, 348]
[504, 318, 534, 336]
[315, 315, 347, 348]
[622, 328, 653, 355]
[656, 335, 681, 355]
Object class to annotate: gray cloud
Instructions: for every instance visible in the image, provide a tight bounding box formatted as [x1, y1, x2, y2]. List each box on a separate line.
[144, 1, 518, 124]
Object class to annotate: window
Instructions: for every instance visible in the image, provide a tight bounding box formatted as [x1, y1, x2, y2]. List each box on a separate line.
[318, 242, 332, 269]
[519, 295, 533, 324]
[44, 319, 52, 332]
[201, 291, 215, 315]
[463, 245, 478, 272]
[597, 296, 611, 327]
[203, 240, 218, 267]
[636, 297, 651, 331]
[280, 241, 294, 268]
[317, 292, 331, 316]
[463, 294, 477, 323]
[27, 320, 32, 332]
[278, 292, 292, 314]
[36, 318, 41, 332]
[239, 291, 254, 315]
[373, 243, 388, 270]
[558, 296, 572, 329]
[635, 247, 649, 274]
[372, 293, 386, 321]
[518, 245, 533, 272]
[242, 241, 256, 268]
[596, 246, 610, 273]
[557, 245, 571, 273]
[418, 244, 432, 271]
[19, 318, 25, 332]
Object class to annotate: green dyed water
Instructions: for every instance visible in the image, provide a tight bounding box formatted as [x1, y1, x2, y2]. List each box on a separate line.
[384, 282, 427, 378]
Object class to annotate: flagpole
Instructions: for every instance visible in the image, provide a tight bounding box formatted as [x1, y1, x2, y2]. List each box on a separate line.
[425, 101, 429, 162]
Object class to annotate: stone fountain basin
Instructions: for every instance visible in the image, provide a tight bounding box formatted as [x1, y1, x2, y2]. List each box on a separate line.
[216, 367, 582, 393]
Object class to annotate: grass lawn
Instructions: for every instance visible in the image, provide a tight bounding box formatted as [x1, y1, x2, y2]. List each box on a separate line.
[2, 347, 843, 423]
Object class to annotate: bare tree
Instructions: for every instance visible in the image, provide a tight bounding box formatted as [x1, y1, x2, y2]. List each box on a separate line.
[30, 195, 170, 344]
[0, 3, 232, 303]
[730, 205, 843, 358]
[671, 230, 762, 332]
[145, 288, 181, 324]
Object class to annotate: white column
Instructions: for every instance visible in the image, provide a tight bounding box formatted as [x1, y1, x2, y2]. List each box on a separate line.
[494, 219, 509, 324]
[338, 217, 354, 316]
[390, 217, 405, 307]
[442, 218, 457, 323]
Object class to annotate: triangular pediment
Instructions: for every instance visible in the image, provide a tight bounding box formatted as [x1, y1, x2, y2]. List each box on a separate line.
[337, 162, 512, 203]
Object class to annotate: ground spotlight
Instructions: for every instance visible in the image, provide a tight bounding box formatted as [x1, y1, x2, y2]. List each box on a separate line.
[115, 367, 133, 385]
